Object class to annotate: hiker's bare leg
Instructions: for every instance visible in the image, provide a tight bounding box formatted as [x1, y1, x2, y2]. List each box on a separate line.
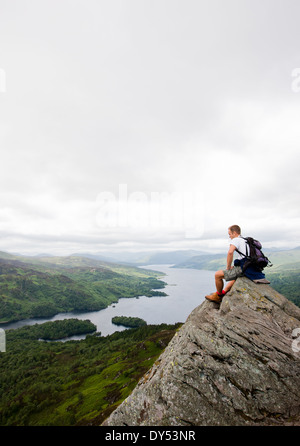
[223, 280, 235, 293]
[215, 271, 235, 294]
[215, 270, 224, 294]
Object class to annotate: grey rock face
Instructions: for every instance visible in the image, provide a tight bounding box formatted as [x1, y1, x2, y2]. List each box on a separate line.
[103, 277, 300, 426]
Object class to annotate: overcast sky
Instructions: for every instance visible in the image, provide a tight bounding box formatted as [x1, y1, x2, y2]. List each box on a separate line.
[0, 0, 300, 256]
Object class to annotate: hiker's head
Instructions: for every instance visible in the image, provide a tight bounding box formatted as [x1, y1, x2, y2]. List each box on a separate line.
[228, 225, 241, 239]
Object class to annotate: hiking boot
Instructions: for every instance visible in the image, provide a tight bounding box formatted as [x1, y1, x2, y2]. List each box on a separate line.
[205, 292, 223, 303]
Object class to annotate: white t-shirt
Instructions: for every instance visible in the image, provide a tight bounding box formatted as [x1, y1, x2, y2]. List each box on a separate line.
[230, 236, 249, 259]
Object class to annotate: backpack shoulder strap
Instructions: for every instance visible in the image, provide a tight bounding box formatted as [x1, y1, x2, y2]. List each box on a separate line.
[235, 237, 250, 258]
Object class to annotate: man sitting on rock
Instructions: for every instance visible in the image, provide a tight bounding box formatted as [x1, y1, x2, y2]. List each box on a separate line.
[205, 225, 268, 303]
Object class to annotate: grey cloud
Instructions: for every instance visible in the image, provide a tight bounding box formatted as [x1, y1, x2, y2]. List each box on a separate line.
[0, 0, 300, 254]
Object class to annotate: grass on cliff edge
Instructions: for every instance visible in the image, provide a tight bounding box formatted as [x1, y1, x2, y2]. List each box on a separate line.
[0, 322, 181, 426]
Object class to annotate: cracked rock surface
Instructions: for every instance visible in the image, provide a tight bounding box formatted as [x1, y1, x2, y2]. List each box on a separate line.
[102, 277, 300, 426]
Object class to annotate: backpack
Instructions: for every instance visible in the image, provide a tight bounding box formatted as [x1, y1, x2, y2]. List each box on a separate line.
[235, 237, 273, 273]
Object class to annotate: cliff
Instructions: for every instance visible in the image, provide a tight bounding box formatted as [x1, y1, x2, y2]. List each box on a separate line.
[103, 277, 300, 426]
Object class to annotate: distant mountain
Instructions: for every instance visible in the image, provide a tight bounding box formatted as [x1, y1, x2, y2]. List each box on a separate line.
[171, 246, 300, 271]
[172, 253, 226, 270]
[70, 252, 120, 263]
[266, 248, 300, 269]
[0, 251, 20, 260]
[74, 250, 210, 265]
[128, 250, 210, 265]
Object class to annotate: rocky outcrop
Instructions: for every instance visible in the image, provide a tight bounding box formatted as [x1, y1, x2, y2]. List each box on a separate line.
[103, 277, 300, 426]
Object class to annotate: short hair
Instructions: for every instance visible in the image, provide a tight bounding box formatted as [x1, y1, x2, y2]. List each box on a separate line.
[228, 225, 241, 234]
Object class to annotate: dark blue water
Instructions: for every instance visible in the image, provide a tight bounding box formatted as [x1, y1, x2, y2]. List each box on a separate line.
[3, 265, 215, 338]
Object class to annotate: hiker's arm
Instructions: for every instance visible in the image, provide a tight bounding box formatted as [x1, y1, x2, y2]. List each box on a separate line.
[226, 245, 236, 269]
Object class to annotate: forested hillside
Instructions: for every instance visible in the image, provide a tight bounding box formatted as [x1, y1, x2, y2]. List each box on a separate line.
[0, 321, 180, 426]
[0, 254, 166, 323]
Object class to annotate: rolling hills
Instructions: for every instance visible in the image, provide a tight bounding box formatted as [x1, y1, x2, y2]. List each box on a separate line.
[0, 252, 166, 324]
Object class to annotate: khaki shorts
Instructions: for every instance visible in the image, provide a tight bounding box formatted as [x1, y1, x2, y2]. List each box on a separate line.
[223, 266, 243, 281]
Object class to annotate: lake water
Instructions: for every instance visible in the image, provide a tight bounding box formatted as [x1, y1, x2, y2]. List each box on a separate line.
[3, 265, 215, 338]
